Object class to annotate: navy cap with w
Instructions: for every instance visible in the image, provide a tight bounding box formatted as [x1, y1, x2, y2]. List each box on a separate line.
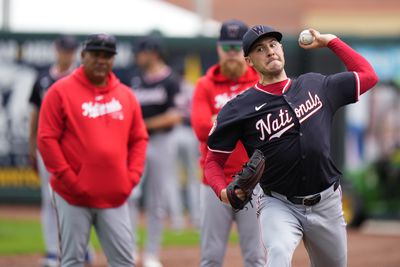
[242, 25, 282, 56]
[218, 19, 248, 45]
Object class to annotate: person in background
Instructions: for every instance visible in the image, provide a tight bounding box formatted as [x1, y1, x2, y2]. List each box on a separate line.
[191, 19, 264, 267]
[126, 35, 183, 267]
[37, 33, 148, 267]
[171, 71, 200, 229]
[28, 34, 95, 267]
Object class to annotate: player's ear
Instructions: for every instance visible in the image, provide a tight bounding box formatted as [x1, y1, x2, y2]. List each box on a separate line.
[245, 56, 253, 67]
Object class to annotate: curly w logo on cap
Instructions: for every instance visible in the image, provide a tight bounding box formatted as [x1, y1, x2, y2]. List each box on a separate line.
[251, 25, 265, 35]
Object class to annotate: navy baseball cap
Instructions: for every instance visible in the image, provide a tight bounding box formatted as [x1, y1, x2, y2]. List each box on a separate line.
[218, 19, 248, 45]
[133, 36, 167, 61]
[55, 34, 78, 51]
[82, 33, 117, 55]
[242, 25, 282, 56]
[134, 36, 164, 54]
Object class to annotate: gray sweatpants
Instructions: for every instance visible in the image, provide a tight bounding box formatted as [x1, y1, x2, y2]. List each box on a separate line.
[200, 184, 264, 267]
[53, 191, 135, 267]
[257, 185, 347, 267]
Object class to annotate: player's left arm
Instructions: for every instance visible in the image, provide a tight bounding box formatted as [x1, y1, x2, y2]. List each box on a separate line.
[204, 151, 231, 202]
[205, 101, 242, 201]
[127, 92, 149, 187]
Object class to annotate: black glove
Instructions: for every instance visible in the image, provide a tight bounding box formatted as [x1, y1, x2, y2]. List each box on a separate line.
[226, 149, 265, 210]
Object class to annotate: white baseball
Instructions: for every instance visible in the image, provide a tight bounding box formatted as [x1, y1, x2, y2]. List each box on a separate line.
[299, 30, 314, 45]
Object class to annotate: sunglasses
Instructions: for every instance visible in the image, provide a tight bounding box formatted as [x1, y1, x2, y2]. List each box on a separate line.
[221, 44, 242, 52]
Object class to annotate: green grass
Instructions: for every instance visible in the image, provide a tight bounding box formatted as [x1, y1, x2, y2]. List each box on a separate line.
[0, 218, 44, 254]
[0, 218, 239, 255]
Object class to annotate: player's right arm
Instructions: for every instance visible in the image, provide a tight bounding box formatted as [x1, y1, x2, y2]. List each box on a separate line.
[28, 79, 42, 172]
[37, 86, 79, 188]
[300, 29, 378, 96]
[28, 109, 39, 171]
[191, 78, 215, 142]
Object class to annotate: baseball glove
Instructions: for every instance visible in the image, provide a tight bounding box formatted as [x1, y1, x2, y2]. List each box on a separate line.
[226, 149, 265, 210]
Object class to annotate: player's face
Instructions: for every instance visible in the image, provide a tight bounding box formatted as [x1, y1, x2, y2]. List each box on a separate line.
[56, 48, 77, 70]
[246, 37, 285, 76]
[135, 51, 158, 71]
[217, 43, 247, 78]
[81, 50, 115, 86]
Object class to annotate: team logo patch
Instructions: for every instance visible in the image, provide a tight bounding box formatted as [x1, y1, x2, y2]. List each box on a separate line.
[251, 25, 265, 36]
[227, 24, 241, 38]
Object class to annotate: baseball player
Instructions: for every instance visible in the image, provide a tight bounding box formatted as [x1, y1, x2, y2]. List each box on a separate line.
[28, 35, 94, 267]
[126, 36, 183, 267]
[37, 33, 148, 267]
[191, 19, 264, 267]
[205, 26, 378, 267]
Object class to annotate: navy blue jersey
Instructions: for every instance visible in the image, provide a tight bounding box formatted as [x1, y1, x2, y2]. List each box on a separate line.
[207, 72, 357, 197]
[29, 69, 57, 109]
[126, 68, 180, 134]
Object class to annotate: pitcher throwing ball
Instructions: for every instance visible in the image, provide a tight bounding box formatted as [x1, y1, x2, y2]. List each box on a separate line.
[205, 26, 378, 267]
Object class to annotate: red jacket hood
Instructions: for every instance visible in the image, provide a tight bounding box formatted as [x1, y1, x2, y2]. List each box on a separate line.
[72, 66, 121, 94]
[205, 64, 258, 84]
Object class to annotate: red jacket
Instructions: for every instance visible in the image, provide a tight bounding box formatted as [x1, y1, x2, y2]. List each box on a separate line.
[37, 66, 148, 208]
[191, 64, 258, 185]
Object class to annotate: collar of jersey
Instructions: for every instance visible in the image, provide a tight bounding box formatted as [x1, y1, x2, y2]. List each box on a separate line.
[255, 79, 291, 96]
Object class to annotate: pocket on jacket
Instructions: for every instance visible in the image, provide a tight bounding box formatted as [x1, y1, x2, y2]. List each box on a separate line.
[77, 162, 131, 201]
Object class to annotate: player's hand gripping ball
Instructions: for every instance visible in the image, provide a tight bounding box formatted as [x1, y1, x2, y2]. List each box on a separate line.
[298, 29, 315, 45]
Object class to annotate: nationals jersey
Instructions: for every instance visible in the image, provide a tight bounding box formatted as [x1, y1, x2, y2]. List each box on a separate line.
[207, 72, 358, 197]
[126, 67, 180, 135]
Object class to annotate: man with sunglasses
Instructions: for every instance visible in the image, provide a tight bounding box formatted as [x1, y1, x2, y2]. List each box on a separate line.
[191, 19, 264, 267]
[37, 33, 148, 267]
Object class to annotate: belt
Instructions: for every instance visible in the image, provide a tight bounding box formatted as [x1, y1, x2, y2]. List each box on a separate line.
[263, 180, 340, 206]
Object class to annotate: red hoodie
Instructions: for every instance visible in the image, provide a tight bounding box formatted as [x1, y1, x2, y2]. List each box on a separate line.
[191, 64, 258, 185]
[37, 66, 149, 208]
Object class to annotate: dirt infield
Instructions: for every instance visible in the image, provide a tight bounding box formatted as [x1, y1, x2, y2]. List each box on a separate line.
[1, 205, 400, 267]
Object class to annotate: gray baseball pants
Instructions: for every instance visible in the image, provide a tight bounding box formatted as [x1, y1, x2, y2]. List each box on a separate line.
[200, 184, 264, 267]
[52, 191, 135, 267]
[37, 151, 59, 256]
[257, 184, 347, 267]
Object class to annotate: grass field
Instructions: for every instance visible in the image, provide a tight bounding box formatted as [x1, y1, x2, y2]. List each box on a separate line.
[0, 218, 239, 255]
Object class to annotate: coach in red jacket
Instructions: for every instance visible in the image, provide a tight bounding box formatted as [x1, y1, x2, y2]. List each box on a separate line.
[191, 19, 264, 267]
[37, 33, 148, 267]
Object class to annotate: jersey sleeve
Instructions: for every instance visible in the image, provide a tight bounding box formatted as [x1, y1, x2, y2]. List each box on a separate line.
[324, 71, 358, 111]
[166, 74, 181, 109]
[29, 79, 42, 109]
[207, 100, 242, 153]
